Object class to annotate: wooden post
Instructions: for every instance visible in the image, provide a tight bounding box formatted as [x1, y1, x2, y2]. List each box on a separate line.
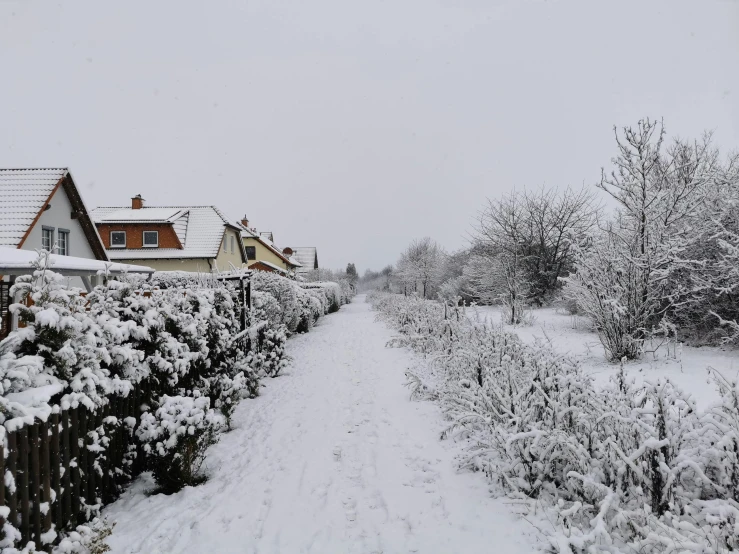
[40, 419, 52, 545]
[69, 408, 80, 525]
[50, 413, 62, 532]
[104, 400, 114, 503]
[29, 423, 41, 544]
[18, 427, 30, 543]
[61, 410, 71, 528]
[7, 431, 18, 533]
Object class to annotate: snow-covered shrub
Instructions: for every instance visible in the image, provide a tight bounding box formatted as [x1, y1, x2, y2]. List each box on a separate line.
[370, 291, 739, 554]
[136, 393, 224, 493]
[52, 517, 114, 554]
[251, 272, 301, 333]
[302, 282, 343, 313]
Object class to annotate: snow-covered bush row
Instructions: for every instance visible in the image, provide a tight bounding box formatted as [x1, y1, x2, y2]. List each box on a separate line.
[0, 257, 346, 551]
[369, 291, 739, 554]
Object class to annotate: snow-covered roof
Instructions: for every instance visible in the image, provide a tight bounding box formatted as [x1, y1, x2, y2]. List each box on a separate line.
[92, 207, 186, 223]
[92, 205, 237, 259]
[249, 260, 289, 275]
[0, 168, 68, 248]
[259, 231, 274, 244]
[0, 247, 154, 276]
[236, 221, 298, 267]
[290, 247, 318, 273]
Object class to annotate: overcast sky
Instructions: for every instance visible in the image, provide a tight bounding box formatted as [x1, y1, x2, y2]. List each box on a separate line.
[2, 1, 738, 272]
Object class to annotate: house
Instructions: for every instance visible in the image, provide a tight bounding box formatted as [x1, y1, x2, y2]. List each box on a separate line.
[236, 217, 301, 276]
[0, 167, 141, 340]
[286, 247, 319, 275]
[91, 196, 247, 273]
[0, 168, 108, 261]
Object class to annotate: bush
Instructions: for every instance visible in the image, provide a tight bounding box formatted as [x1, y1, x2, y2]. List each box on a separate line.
[136, 394, 224, 493]
[0, 255, 348, 551]
[370, 291, 739, 553]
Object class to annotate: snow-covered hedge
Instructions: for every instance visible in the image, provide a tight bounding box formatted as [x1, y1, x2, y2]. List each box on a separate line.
[370, 291, 739, 554]
[0, 256, 348, 552]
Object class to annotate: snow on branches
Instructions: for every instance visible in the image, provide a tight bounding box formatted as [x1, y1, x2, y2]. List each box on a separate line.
[370, 291, 739, 553]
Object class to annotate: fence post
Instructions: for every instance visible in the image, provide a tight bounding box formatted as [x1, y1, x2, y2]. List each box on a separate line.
[7, 431, 17, 535]
[18, 426, 29, 543]
[50, 412, 62, 533]
[29, 423, 41, 545]
[40, 419, 52, 549]
[61, 410, 71, 529]
[69, 408, 80, 525]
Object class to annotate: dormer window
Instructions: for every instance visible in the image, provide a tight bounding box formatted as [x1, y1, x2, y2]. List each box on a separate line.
[110, 231, 126, 248]
[143, 231, 159, 248]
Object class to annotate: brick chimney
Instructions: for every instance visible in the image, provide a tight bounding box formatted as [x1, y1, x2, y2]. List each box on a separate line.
[241, 215, 250, 228]
[283, 247, 294, 256]
[132, 195, 145, 209]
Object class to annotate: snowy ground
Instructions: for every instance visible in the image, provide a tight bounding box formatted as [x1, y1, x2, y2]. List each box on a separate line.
[469, 305, 739, 408]
[103, 296, 538, 554]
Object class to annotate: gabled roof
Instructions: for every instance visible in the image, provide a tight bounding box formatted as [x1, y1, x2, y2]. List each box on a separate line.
[0, 168, 108, 260]
[236, 221, 297, 268]
[92, 205, 243, 260]
[249, 260, 289, 275]
[290, 247, 318, 272]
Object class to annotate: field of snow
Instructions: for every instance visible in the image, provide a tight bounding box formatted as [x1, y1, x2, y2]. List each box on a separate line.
[102, 296, 538, 554]
[468, 305, 739, 408]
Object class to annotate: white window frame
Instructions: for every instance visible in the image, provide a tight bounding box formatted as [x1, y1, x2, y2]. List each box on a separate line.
[42, 226, 54, 252]
[143, 231, 159, 248]
[110, 231, 127, 248]
[57, 228, 70, 256]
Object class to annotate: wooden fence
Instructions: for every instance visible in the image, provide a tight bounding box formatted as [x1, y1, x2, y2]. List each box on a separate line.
[1, 383, 152, 550]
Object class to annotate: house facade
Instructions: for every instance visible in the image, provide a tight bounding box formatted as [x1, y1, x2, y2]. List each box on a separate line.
[0, 168, 108, 261]
[0, 167, 111, 339]
[92, 197, 247, 273]
[236, 218, 301, 276]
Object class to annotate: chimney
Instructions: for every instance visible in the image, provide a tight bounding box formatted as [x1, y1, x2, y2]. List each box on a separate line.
[241, 215, 249, 228]
[283, 247, 293, 256]
[132, 195, 145, 209]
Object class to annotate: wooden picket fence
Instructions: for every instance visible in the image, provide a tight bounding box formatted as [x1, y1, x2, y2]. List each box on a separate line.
[1, 383, 152, 550]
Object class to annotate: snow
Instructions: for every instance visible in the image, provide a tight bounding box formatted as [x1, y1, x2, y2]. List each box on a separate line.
[0, 168, 67, 248]
[103, 295, 537, 554]
[92, 205, 235, 260]
[468, 305, 739, 408]
[92, 208, 186, 223]
[0, 247, 154, 275]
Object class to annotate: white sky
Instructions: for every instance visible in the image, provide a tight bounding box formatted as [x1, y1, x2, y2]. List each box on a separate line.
[2, 0, 738, 272]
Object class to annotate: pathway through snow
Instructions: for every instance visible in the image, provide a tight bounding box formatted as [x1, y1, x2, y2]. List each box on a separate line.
[104, 295, 537, 554]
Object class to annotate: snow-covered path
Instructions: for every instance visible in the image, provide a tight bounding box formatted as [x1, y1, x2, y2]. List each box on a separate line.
[104, 295, 536, 554]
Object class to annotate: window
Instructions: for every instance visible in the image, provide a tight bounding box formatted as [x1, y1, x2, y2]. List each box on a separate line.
[143, 231, 159, 248]
[224, 237, 228, 252]
[57, 229, 69, 255]
[230, 236, 235, 254]
[110, 231, 126, 248]
[42, 227, 54, 251]
[245, 246, 256, 260]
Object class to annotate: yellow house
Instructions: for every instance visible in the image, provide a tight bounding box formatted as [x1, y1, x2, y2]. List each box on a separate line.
[91, 198, 248, 273]
[236, 218, 301, 276]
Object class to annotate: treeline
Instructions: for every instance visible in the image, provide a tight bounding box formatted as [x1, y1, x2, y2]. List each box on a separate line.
[362, 118, 739, 359]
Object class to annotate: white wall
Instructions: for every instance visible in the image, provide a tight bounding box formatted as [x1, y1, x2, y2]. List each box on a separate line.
[19, 186, 98, 289]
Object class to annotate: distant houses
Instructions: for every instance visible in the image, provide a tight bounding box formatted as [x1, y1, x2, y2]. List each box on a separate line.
[91, 196, 248, 273]
[287, 247, 319, 276]
[1, 169, 321, 280]
[236, 217, 302, 276]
